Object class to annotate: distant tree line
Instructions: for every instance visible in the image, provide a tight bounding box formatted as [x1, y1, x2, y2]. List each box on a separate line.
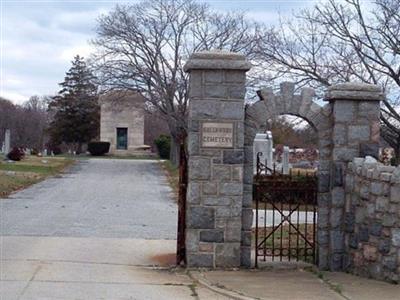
[0, 96, 48, 150]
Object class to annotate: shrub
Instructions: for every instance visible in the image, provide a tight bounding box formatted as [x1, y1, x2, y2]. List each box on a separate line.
[50, 146, 62, 155]
[154, 134, 171, 159]
[88, 141, 110, 156]
[7, 147, 25, 161]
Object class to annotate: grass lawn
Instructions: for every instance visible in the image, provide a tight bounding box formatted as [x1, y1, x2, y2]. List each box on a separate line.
[0, 155, 75, 198]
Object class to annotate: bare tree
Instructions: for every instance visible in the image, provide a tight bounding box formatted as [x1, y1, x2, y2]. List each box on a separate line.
[92, 0, 262, 164]
[257, 0, 400, 164]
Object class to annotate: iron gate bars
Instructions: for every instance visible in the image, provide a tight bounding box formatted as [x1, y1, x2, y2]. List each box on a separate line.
[254, 153, 318, 267]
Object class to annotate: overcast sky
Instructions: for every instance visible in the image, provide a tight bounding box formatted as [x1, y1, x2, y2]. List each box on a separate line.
[1, 0, 317, 105]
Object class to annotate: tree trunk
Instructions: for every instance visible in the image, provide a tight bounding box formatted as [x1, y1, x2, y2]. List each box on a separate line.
[170, 137, 180, 167]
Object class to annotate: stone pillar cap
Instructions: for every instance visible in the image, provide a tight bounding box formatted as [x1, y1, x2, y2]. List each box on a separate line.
[325, 82, 384, 101]
[184, 50, 252, 72]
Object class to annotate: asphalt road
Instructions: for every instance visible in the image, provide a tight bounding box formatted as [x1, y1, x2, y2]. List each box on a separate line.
[0, 159, 178, 240]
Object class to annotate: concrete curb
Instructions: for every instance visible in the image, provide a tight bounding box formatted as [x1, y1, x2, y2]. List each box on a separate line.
[188, 270, 258, 300]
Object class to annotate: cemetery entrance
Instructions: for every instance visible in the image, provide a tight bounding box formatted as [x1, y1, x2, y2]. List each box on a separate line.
[253, 153, 318, 266]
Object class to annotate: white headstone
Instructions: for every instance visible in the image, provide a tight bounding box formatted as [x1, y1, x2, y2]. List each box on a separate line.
[1, 142, 5, 154]
[282, 146, 290, 175]
[4, 129, 10, 155]
[51, 151, 55, 156]
[253, 131, 274, 174]
[43, 149, 48, 156]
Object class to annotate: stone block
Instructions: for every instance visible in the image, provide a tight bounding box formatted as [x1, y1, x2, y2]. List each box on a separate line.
[212, 165, 231, 181]
[333, 124, 347, 145]
[219, 101, 244, 119]
[363, 245, 378, 261]
[376, 196, 389, 212]
[330, 253, 344, 271]
[382, 256, 397, 271]
[332, 187, 345, 207]
[370, 182, 383, 196]
[187, 253, 214, 267]
[227, 85, 246, 99]
[241, 208, 253, 230]
[232, 166, 243, 181]
[204, 84, 227, 98]
[330, 230, 344, 252]
[219, 182, 243, 196]
[378, 239, 390, 254]
[333, 100, 355, 122]
[390, 185, 400, 203]
[344, 212, 355, 233]
[333, 163, 345, 187]
[360, 143, 379, 159]
[187, 206, 215, 229]
[187, 182, 201, 204]
[242, 191, 252, 208]
[349, 234, 358, 249]
[318, 172, 330, 192]
[318, 229, 329, 245]
[348, 125, 370, 142]
[333, 147, 359, 162]
[204, 70, 223, 83]
[240, 246, 252, 268]
[200, 230, 224, 243]
[225, 223, 242, 242]
[369, 222, 382, 236]
[215, 243, 241, 267]
[359, 226, 369, 242]
[330, 207, 344, 228]
[203, 196, 231, 206]
[189, 157, 211, 180]
[202, 182, 218, 195]
[382, 214, 396, 227]
[186, 229, 199, 252]
[225, 70, 246, 83]
[391, 228, 400, 246]
[223, 150, 244, 164]
[241, 230, 252, 247]
[199, 242, 214, 252]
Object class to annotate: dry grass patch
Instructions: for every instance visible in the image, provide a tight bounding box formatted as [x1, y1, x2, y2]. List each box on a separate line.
[0, 156, 74, 198]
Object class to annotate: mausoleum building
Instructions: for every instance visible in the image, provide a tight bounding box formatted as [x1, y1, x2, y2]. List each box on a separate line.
[100, 91, 149, 155]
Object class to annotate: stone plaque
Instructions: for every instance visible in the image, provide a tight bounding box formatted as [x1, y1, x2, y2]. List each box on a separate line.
[201, 122, 234, 148]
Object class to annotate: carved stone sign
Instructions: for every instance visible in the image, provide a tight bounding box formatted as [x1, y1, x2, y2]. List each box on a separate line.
[201, 122, 234, 148]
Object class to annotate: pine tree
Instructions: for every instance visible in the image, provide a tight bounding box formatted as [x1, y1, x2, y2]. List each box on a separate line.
[48, 55, 99, 152]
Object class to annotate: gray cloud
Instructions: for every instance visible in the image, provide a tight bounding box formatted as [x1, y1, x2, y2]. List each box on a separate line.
[1, 0, 315, 104]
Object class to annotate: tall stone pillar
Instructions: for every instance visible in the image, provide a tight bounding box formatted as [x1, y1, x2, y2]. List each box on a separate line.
[325, 83, 383, 270]
[184, 51, 251, 267]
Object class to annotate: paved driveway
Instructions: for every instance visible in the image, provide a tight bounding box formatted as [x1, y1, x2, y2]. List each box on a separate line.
[1, 159, 177, 239]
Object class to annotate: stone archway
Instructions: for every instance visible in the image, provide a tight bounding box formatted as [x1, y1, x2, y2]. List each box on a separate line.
[242, 82, 333, 268]
[183, 50, 383, 271]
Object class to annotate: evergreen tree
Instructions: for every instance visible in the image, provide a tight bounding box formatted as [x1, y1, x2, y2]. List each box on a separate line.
[48, 55, 99, 152]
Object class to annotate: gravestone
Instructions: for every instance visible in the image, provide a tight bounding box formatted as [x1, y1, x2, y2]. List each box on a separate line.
[253, 131, 273, 174]
[43, 149, 48, 156]
[1, 142, 5, 154]
[184, 51, 251, 267]
[4, 129, 10, 155]
[282, 146, 290, 174]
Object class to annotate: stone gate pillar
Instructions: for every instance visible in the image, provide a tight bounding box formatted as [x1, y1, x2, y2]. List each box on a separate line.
[184, 51, 251, 267]
[325, 83, 383, 270]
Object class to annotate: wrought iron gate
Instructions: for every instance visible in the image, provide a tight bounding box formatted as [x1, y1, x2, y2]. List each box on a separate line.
[176, 143, 187, 265]
[254, 153, 318, 266]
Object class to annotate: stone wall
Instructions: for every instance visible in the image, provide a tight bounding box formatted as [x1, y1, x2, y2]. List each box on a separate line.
[344, 157, 400, 282]
[184, 51, 251, 267]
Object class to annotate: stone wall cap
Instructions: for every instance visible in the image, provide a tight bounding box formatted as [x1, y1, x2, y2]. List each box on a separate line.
[325, 82, 384, 101]
[329, 82, 382, 92]
[184, 50, 252, 72]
